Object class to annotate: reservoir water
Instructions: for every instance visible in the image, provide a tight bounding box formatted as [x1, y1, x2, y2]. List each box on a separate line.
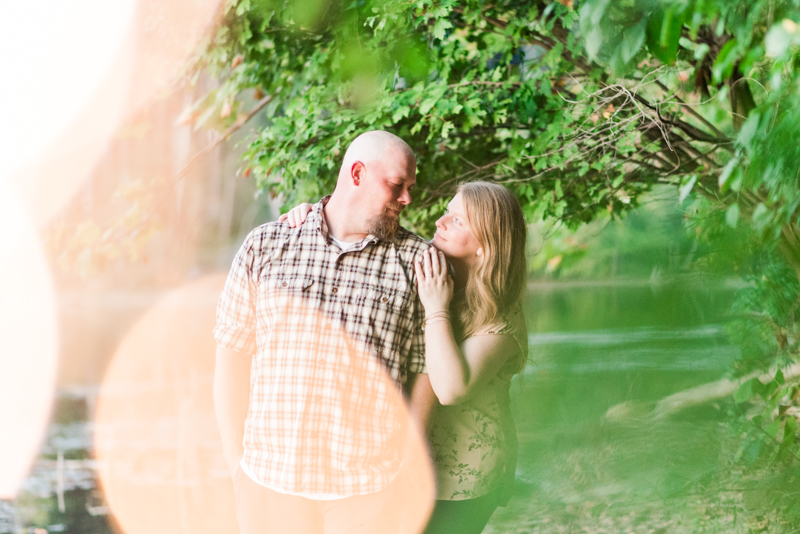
[6, 280, 746, 533]
[487, 281, 746, 533]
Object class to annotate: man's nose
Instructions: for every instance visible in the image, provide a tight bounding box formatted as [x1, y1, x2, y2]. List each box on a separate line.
[398, 188, 412, 205]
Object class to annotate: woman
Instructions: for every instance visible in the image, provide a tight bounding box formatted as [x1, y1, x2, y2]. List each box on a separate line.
[282, 181, 528, 534]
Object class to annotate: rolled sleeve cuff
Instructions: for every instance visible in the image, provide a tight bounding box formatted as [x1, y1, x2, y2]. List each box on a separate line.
[407, 352, 427, 375]
[213, 325, 257, 355]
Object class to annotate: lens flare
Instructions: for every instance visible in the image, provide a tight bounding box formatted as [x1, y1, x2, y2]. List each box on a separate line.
[94, 275, 236, 533]
[0, 184, 58, 499]
[95, 274, 434, 533]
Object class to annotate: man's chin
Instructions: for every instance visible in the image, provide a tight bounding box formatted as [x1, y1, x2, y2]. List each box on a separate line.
[366, 213, 400, 241]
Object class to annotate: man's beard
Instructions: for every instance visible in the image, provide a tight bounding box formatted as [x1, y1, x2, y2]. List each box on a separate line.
[366, 204, 402, 241]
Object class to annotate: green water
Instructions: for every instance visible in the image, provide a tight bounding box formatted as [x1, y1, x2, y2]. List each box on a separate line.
[487, 281, 747, 533]
[11, 281, 750, 533]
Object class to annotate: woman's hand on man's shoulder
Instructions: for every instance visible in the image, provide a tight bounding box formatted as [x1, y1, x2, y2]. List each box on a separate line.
[278, 203, 313, 227]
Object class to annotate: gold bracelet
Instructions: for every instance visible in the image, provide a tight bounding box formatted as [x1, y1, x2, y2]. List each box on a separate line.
[424, 311, 450, 321]
[421, 317, 450, 332]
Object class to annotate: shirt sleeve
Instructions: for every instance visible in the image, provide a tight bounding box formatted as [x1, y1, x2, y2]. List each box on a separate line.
[214, 229, 259, 355]
[406, 250, 428, 375]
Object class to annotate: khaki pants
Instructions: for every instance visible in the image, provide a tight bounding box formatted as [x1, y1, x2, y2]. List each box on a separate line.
[232, 466, 403, 534]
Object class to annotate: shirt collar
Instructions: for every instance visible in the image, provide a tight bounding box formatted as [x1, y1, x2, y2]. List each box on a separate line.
[308, 196, 331, 238]
[309, 196, 384, 249]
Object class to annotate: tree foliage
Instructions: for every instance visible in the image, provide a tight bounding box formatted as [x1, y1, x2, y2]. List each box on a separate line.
[191, 0, 800, 262]
[191, 0, 649, 233]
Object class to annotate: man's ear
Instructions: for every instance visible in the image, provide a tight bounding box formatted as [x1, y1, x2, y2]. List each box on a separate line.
[351, 161, 365, 186]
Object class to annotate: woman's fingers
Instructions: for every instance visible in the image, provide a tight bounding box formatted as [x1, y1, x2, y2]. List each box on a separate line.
[278, 203, 312, 227]
[436, 249, 447, 275]
[418, 249, 450, 288]
[283, 208, 300, 227]
[430, 248, 446, 279]
[422, 249, 432, 277]
[414, 259, 424, 283]
[299, 203, 311, 223]
[429, 248, 442, 277]
[294, 203, 310, 224]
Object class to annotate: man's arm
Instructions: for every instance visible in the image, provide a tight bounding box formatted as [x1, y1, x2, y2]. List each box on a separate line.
[214, 345, 251, 476]
[407, 372, 437, 434]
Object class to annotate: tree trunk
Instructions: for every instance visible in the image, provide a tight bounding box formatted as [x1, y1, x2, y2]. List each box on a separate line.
[604, 363, 800, 421]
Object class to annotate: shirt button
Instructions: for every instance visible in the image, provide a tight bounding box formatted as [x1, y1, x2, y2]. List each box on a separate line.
[381, 297, 388, 303]
[331, 287, 338, 294]
[282, 281, 288, 287]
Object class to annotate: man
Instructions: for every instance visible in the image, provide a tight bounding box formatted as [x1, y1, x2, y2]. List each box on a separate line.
[214, 131, 436, 533]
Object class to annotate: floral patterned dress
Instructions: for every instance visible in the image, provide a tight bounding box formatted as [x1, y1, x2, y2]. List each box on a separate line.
[428, 303, 528, 501]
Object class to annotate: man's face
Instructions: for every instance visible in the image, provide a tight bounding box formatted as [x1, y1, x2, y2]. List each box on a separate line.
[358, 148, 416, 239]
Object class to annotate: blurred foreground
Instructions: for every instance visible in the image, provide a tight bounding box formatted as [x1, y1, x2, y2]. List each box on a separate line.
[5, 277, 756, 534]
[490, 281, 749, 533]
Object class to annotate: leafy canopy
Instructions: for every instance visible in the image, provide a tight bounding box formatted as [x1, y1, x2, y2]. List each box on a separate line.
[193, 0, 800, 271]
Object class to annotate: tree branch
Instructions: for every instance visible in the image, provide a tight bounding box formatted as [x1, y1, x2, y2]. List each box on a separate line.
[654, 80, 727, 139]
[170, 94, 272, 188]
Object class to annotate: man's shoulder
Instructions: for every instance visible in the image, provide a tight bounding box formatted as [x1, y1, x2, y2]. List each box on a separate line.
[243, 220, 298, 251]
[393, 226, 430, 254]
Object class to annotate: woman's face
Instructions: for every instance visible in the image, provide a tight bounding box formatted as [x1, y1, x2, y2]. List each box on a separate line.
[430, 192, 482, 263]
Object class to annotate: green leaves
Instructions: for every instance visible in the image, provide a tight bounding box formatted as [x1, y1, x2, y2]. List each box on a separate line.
[432, 18, 453, 40]
[580, 1, 689, 72]
[765, 19, 800, 58]
[726, 203, 740, 228]
[718, 158, 740, 191]
[189, 0, 800, 260]
[712, 39, 739, 83]
[737, 113, 760, 151]
[678, 175, 697, 204]
[621, 20, 647, 63]
[579, 0, 610, 61]
[734, 378, 757, 403]
[645, 5, 683, 64]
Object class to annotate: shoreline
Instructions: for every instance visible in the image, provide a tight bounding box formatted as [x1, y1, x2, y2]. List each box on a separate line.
[527, 275, 746, 290]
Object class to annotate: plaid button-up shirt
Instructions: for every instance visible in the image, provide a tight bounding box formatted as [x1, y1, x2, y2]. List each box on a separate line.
[214, 197, 429, 496]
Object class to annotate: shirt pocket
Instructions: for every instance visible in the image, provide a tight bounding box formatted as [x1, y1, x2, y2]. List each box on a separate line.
[348, 284, 412, 369]
[352, 285, 411, 311]
[264, 275, 314, 292]
[256, 275, 315, 335]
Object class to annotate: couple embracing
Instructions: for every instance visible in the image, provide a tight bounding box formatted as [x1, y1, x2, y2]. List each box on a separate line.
[214, 130, 528, 534]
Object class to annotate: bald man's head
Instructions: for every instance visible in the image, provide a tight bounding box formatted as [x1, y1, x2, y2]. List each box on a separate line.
[339, 131, 416, 178]
[330, 130, 417, 240]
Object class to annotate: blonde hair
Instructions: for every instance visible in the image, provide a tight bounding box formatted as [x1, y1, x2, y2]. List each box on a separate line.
[454, 182, 527, 338]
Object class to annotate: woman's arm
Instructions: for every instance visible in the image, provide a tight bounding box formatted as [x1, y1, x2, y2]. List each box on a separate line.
[415, 248, 518, 405]
[424, 323, 519, 405]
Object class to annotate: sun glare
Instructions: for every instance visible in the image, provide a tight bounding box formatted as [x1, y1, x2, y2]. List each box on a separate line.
[94, 276, 434, 534]
[0, 185, 58, 499]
